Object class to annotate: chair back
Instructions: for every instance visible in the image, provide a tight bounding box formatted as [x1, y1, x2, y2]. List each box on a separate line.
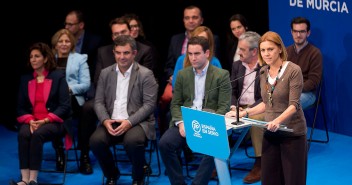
[305, 78, 329, 149]
[304, 78, 323, 112]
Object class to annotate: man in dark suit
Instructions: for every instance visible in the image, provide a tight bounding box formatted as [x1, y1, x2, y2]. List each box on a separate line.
[94, 17, 155, 84]
[164, 5, 220, 82]
[65, 9, 105, 175]
[65, 9, 104, 80]
[78, 17, 156, 175]
[159, 36, 231, 185]
[230, 31, 264, 184]
[90, 35, 158, 185]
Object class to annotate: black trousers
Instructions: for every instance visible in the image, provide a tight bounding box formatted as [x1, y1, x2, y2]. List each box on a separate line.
[18, 123, 64, 170]
[78, 99, 98, 154]
[90, 124, 146, 181]
[261, 133, 307, 185]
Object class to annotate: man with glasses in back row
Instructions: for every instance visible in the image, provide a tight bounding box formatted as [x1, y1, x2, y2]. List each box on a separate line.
[64, 9, 104, 83]
[286, 17, 322, 109]
[63, 9, 105, 175]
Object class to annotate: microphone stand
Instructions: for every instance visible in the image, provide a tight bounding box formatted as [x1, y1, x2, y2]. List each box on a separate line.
[232, 70, 264, 125]
[235, 100, 244, 125]
[203, 68, 260, 110]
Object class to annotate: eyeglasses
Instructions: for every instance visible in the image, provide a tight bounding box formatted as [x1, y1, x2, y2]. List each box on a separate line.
[292, 29, 307, 34]
[130, 24, 139, 29]
[64, 22, 80, 27]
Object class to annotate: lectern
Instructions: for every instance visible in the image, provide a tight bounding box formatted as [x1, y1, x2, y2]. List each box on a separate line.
[181, 106, 293, 185]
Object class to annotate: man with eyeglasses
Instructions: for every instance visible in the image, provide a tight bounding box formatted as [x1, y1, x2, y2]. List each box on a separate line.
[94, 17, 155, 84]
[287, 17, 322, 109]
[65, 10, 104, 82]
[64, 9, 104, 175]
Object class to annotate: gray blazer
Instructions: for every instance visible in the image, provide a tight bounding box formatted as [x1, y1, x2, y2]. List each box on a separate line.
[94, 62, 158, 140]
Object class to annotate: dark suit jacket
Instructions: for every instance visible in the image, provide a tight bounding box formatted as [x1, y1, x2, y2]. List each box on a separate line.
[164, 33, 221, 78]
[94, 62, 158, 140]
[17, 70, 71, 123]
[227, 40, 238, 73]
[230, 60, 262, 107]
[94, 42, 155, 86]
[170, 65, 231, 126]
[80, 30, 104, 79]
[17, 70, 73, 148]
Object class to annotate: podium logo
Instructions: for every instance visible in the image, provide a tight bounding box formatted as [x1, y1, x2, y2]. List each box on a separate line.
[192, 120, 202, 138]
[191, 120, 219, 138]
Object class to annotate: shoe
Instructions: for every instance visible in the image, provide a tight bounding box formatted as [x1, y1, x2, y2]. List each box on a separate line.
[28, 181, 38, 185]
[105, 177, 117, 185]
[9, 180, 28, 185]
[243, 157, 261, 184]
[143, 164, 152, 175]
[55, 146, 65, 171]
[79, 154, 93, 174]
[105, 168, 121, 185]
[132, 180, 144, 185]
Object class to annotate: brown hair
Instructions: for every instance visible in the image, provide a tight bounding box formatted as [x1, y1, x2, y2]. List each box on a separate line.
[183, 26, 214, 68]
[29, 42, 57, 71]
[109, 17, 130, 30]
[122, 13, 145, 39]
[258, 31, 288, 66]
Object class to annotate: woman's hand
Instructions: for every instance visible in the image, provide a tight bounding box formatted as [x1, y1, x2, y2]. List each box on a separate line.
[29, 120, 45, 133]
[266, 120, 281, 132]
[29, 120, 36, 133]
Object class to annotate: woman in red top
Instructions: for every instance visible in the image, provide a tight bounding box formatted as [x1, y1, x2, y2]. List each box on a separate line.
[10, 42, 71, 185]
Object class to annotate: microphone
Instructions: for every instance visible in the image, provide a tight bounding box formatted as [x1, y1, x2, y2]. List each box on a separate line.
[232, 70, 264, 125]
[202, 67, 260, 110]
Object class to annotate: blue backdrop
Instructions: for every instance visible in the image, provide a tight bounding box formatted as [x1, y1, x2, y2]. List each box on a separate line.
[268, 0, 352, 136]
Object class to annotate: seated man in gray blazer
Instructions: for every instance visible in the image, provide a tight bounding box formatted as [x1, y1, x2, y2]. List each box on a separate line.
[159, 36, 231, 185]
[78, 17, 156, 175]
[89, 35, 158, 185]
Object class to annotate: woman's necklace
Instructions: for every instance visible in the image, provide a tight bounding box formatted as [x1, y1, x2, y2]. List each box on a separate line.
[36, 75, 45, 83]
[266, 64, 282, 107]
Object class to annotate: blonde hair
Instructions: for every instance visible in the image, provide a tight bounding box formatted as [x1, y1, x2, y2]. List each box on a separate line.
[258, 31, 287, 66]
[183, 26, 215, 68]
[51, 29, 76, 55]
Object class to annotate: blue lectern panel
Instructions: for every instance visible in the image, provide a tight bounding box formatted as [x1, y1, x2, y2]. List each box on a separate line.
[181, 106, 230, 160]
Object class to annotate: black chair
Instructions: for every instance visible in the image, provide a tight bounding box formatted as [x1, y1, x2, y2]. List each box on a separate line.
[39, 118, 80, 185]
[182, 147, 205, 179]
[101, 138, 161, 185]
[112, 139, 161, 184]
[304, 79, 329, 150]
